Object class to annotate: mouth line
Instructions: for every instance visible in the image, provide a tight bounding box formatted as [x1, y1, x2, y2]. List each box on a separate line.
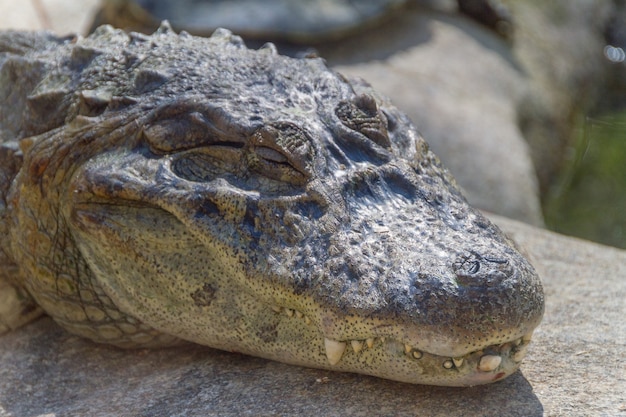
[269, 303, 532, 372]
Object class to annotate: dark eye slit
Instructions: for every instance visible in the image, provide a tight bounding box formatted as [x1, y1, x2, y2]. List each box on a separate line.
[211, 141, 244, 149]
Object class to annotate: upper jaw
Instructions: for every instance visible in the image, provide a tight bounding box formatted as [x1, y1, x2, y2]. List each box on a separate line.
[295, 206, 544, 359]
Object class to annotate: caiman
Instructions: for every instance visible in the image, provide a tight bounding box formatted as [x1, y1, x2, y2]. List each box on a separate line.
[0, 23, 543, 386]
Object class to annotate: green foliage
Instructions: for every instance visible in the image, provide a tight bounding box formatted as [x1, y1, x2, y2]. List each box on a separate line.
[545, 110, 626, 249]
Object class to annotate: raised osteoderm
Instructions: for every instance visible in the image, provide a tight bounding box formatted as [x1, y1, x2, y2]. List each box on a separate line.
[0, 23, 543, 386]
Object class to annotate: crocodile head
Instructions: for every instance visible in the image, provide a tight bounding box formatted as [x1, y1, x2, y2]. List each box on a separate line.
[9, 24, 543, 386]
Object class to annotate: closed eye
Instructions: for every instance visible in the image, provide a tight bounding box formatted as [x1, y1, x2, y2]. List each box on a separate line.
[246, 145, 308, 185]
[171, 144, 243, 182]
[254, 146, 288, 164]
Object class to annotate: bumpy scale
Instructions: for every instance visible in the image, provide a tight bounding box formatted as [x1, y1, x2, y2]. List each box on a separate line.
[0, 23, 544, 386]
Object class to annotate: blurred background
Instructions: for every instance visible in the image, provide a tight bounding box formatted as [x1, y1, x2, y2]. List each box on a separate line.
[1, 0, 624, 249]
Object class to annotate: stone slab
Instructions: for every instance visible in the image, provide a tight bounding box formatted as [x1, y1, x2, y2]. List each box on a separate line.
[0, 0, 100, 34]
[0, 1, 41, 31]
[1, 214, 624, 417]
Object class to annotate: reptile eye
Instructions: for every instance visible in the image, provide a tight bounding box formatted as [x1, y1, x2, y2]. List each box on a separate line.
[246, 145, 307, 185]
[335, 94, 391, 149]
[246, 124, 313, 186]
[171, 145, 243, 182]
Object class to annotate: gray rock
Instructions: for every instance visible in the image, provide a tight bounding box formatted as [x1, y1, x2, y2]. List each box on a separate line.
[1, 214, 624, 416]
[510, 1, 614, 193]
[92, 0, 407, 42]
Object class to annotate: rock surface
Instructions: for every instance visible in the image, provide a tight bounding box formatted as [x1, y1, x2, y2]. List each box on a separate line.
[1, 214, 624, 417]
[509, 0, 614, 194]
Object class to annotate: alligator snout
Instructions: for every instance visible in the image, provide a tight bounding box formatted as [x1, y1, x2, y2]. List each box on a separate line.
[317, 164, 545, 358]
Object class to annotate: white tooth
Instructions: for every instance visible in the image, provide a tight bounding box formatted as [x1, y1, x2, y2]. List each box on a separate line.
[443, 360, 454, 369]
[380, 337, 386, 343]
[366, 338, 375, 349]
[404, 344, 412, 354]
[295, 311, 304, 319]
[304, 316, 312, 325]
[412, 350, 423, 359]
[453, 357, 464, 368]
[512, 345, 529, 362]
[478, 355, 502, 372]
[285, 308, 294, 317]
[514, 338, 522, 346]
[522, 333, 532, 343]
[271, 305, 282, 313]
[324, 338, 347, 365]
[351, 340, 364, 353]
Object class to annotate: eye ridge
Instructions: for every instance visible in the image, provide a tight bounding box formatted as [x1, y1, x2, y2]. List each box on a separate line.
[143, 101, 253, 153]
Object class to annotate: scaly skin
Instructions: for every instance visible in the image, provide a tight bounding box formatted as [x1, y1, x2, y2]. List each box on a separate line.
[0, 23, 543, 386]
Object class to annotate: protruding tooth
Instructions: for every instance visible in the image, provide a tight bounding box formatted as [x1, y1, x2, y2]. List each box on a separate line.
[285, 308, 294, 317]
[351, 340, 364, 353]
[404, 344, 412, 354]
[380, 337, 386, 343]
[522, 333, 533, 343]
[453, 357, 464, 368]
[304, 316, 312, 325]
[271, 305, 282, 313]
[478, 355, 502, 372]
[514, 338, 522, 346]
[295, 311, 304, 319]
[366, 338, 375, 349]
[324, 338, 347, 365]
[512, 345, 529, 363]
[443, 360, 454, 369]
[412, 350, 423, 359]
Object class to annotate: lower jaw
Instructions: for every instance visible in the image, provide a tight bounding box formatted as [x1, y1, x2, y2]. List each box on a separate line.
[235, 328, 532, 386]
[315, 334, 531, 386]
[258, 306, 533, 386]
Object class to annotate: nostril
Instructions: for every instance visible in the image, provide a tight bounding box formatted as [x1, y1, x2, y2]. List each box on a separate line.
[453, 251, 512, 287]
[467, 260, 480, 275]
